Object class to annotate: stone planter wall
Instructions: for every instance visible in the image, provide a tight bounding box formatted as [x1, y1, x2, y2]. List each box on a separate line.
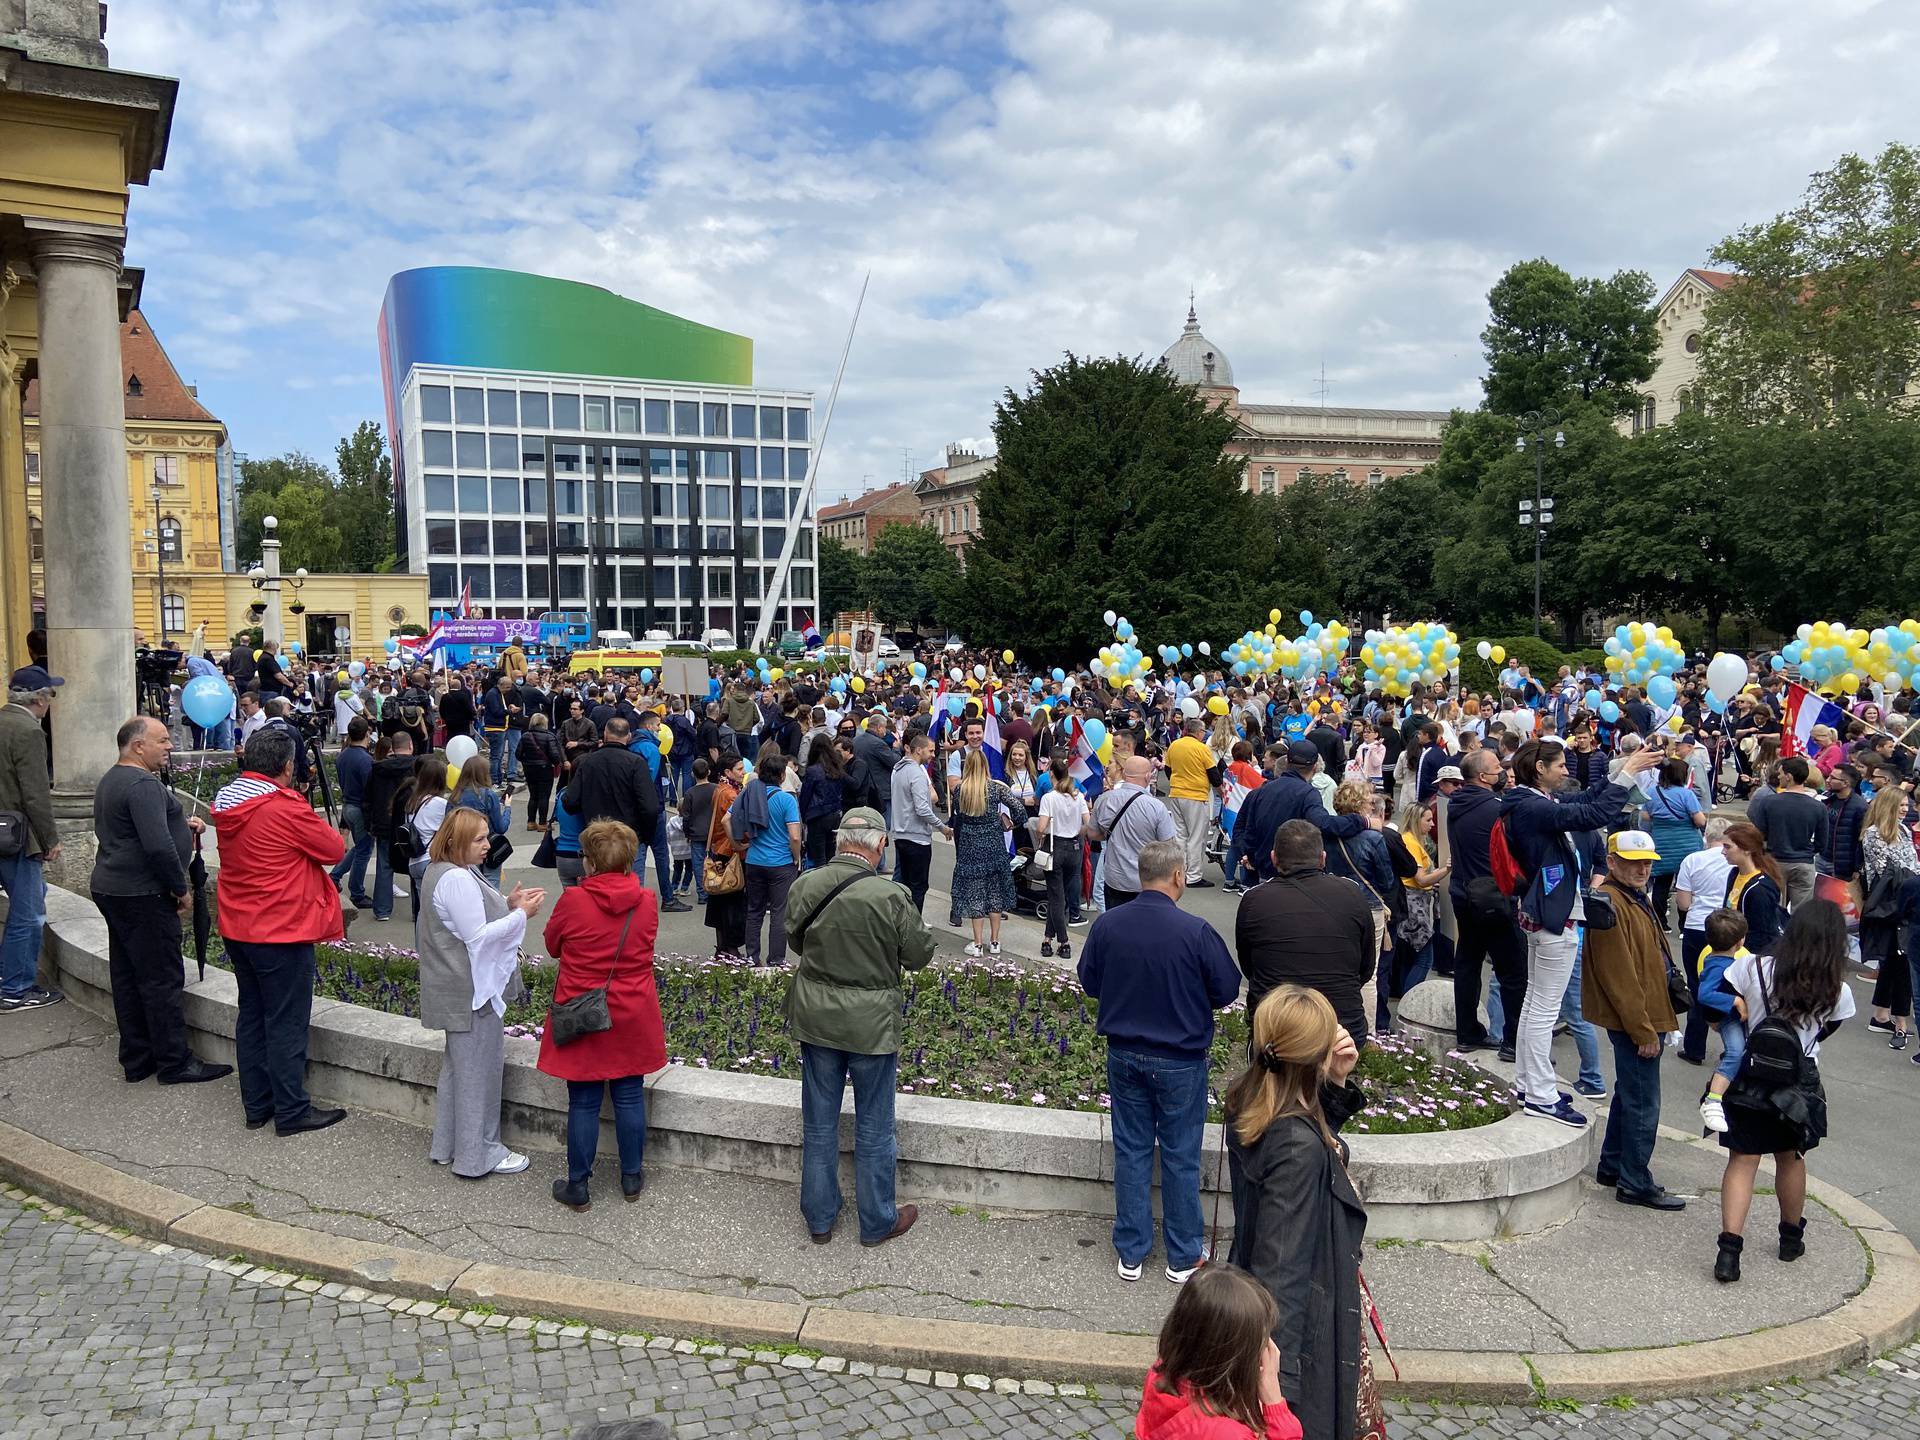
[32, 886, 1592, 1240]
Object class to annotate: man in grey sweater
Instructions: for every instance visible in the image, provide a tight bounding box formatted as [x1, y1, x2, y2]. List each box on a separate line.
[888, 733, 948, 914]
[90, 716, 231, 1084]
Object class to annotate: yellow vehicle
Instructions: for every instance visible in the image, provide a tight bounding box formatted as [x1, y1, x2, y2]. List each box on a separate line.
[568, 647, 665, 676]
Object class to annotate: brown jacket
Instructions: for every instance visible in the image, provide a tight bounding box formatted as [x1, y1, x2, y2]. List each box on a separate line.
[0, 703, 56, 856]
[1581, 877, 1677, 1046]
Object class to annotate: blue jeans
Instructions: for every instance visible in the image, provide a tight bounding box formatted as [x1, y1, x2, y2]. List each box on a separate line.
[1222, 821, 1249, 886]
[1090, 845, 1107, 913]
[799, 1044, 899, 1242]
[1599, 1029, 1662, 1197]
[647, 822, 673, 897]
[503, 728, 522, 781]
[566, 1076, 647, 1184]
[1560, 939, 1604, 1092]
[1712, 1018, 1748, 1082]
[0, 851, 47, 997]
[688, 840, 708, 903]
[1106, 1046, 1209, 1271]
[330, 804, 372, 903]
[224, 939, 318, 1127]
[487, 730, 509, 785]
[671, 754, 693, 804]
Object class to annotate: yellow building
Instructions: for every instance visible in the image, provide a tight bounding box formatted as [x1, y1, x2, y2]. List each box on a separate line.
[21, 310, 430, 660]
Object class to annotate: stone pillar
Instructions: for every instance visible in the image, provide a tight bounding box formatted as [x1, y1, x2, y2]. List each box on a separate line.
[26, 219, 132, 811]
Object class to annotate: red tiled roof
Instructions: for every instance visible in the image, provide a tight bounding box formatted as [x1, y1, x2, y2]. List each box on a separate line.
[819, 481, 910, 521]
[1687, 268, 1737, 291]
[23, 308, 220, 425]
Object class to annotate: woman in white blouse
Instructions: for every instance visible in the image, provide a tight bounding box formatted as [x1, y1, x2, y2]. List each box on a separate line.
[1032, 755, 1091, 961]
[416, 807, 546, 1178]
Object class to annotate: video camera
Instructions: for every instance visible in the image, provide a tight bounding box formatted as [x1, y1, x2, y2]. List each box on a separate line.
[135, 645, 184, 686]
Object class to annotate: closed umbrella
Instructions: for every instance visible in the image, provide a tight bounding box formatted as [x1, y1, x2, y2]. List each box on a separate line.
[189, 832, 212, 983]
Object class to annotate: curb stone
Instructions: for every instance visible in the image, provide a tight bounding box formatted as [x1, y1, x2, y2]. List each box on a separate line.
[1, 1116, 1916, 1399]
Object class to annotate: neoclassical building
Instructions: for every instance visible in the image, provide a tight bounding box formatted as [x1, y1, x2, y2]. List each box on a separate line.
[1159, 303, 1449, 495]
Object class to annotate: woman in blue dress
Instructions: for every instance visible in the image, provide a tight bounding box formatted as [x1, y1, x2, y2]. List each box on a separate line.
[948, 748, 1027, 958]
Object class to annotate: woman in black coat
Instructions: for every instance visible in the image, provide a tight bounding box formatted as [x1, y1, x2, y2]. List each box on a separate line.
[1226, 984, 1369, 1440]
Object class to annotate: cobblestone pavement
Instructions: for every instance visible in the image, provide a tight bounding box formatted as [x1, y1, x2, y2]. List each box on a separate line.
[3, 1194, 1917, 1439]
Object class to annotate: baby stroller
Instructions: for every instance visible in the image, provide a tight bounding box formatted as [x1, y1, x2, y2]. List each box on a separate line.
[1011, 849, 1051, 922]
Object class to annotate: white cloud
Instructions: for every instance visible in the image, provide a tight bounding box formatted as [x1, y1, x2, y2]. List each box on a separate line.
[107, 0, 1918, 503]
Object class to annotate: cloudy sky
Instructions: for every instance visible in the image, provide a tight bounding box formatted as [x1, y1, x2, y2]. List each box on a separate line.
[110, 0, 1911, 502]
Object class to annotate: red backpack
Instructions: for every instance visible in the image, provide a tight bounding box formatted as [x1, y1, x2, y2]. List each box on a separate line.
[1488, 814, 1524, 898]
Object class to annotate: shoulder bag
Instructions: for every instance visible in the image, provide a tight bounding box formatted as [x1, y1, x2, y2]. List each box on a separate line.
[0, 810, 26, 860]
[1335, 834, 1397, 941]
[790, 869, 885, 955]
[484, 829, 515, 871]
[548, 910, 633, 1047]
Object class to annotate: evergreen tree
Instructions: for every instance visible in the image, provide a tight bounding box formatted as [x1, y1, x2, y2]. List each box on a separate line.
[960, 353, 1275, 662]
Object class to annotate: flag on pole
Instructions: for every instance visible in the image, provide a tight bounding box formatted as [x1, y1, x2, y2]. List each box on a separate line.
[1067, 717, 1106, 798]
[1781, 682, 1848, 759]
[980, 684, 1005, 781]
[800, 612, 822, 649]
[457, 578, 473, 619]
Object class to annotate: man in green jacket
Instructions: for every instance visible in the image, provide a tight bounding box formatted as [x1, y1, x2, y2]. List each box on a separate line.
[0, 666, 64, 1011]
[784, 806, 935, 1248]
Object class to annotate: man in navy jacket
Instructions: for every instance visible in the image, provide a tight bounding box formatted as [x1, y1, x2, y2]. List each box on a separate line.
[1500, 738, 1660, 1127]
[1079, 838, 1241, 1285]
[1232, 741, 1367, 884]
[1446, 751, 1526, 1055]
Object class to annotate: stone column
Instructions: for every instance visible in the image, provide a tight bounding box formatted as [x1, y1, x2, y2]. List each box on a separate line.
[26, 219, 132, 811]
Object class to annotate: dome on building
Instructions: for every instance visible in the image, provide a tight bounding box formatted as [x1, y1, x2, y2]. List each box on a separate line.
[1160, 298, 1235, 389]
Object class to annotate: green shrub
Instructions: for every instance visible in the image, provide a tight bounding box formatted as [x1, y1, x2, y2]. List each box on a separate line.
[1458, 635, 1571, 694]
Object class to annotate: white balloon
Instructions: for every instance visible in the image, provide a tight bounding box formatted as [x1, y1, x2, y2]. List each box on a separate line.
[1179, 697, 1202, 719]
[1198, 641, 1211, 656]
[1103, 609, 1117, 627]
[973, 663, 987, 680]
[950, 667, 963, 682]
[1475, 641, 1493, 660]
[1091, 659, 1107, 675]
[445, 734, 479, 768]
[1706, 652, 1748, 703]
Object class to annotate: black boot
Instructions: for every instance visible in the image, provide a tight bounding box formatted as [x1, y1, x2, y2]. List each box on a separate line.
[1779, 1218, 1807, 1262]
[1714, 1231, 1743, 1283]
[551, 1177, 591, 1212]
[621, 1170, 645, 1202]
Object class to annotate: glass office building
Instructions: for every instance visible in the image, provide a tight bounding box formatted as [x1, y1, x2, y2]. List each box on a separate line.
[378, 267, 816, 640]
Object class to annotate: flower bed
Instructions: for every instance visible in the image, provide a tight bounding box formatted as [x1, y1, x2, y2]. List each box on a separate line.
[192, 936, 1510, 1135]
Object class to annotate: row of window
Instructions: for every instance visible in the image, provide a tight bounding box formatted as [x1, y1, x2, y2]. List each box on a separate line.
[422, 517, 812, 561]
[417, 433, 813, 484]
[25, 452, 182, 487]
[1250, 466, 1388, 495]
[419, 385, 808, 443]
[425, 562, 815, 604]
[419, 474, 806, 523]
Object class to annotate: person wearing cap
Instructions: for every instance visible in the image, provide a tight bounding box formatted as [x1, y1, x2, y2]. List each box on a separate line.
[1431, 763, 1465, 799]
[783, 806, 936, 1248]
[1229, 741, 1368, 887]
[0, 665, 65, 1011]
[1581, 829, 1685, 1211]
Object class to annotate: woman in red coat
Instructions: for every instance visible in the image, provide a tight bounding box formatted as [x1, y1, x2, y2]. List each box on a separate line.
[537, 818, 664, 1211]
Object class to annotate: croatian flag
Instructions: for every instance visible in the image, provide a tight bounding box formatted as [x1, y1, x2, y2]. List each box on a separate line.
[1782, 682, 1848, 759]
[1067, 717, 1106, 798]
[980, 685, 1005, 781]
[457, 578, 473, 618]
[800, 612, 822, 649]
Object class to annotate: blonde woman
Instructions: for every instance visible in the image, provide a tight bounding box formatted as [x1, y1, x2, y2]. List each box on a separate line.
[1860, 786, 1918, 1047]
[1225, 986, 1368, 1440]
[416, 807, 546, 1179]
[947, 748, 1027, 957]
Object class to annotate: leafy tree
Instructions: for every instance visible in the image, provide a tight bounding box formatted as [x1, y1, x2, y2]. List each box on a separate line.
[859, 521, 960, 632]
[817, 535, 867, 622]
[1480, 259, 1659, 417]
[1257, 474, 1351, 616]
[958, 353, 1275, 662]
[1699, 143, 1920, 422]
[1332, 472, 1444, 621]
[335, 420, 396, 573]
[235, 453, 339, 569]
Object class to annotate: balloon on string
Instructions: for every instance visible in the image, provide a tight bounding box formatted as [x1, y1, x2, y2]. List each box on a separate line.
[181, 675, 235, 728]
[1207, 695, 1228, 716]
[1199, 641, 1211, 656]
[850, 676, 866, 693]
[911, 661, 927, 679]
[1584, 689, 1603, 708]
[1647, 674, 1676, 708]
[1001, 649, 1014, 664]
[1051, 667, 1066, 682]
[1706, 652, 1748, 703]
[1476, 641, 1492, 660]
[946, 695, 965, 717]
[1598, 700, 1621, 722]
[445, 734, 479, 768]
[384, 637, 400, 656]
[347, 660, 366, 679]
[1179, 697, 1201, 720]
[1082, 718, 1107, 750]
[1103, 610, 1117, 627]
[639, 667, 652, 684]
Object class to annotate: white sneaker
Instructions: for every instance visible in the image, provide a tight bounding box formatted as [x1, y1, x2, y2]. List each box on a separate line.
[988, 941, 1002, 957]
[964, 941, 985, 958]
[1117, 1258, 1142, 1282]
[1166, 1262, 1202, 1285]
[492, 1151, 531, 1174]
[1699, 1096, 1729, 1134]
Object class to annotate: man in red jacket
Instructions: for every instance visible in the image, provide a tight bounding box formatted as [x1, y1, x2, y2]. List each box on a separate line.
[211, 726, 347, 1135]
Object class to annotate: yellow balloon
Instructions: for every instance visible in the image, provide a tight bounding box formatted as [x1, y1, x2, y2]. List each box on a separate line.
[1096, 737, 1114, 764]
[253, 649, 263, 661]
[447, 761, 462, 787]
[336, 670, 350, 684]
[851, 676, 866, 693]
[1490, 645, 1506, 664]
[769, 667, 783, 681]
[1841, 672, 1860, 694]
[1269, 609, 1282, 624]
[1668, 715, 1684, 732]
[1207, 695, 1228, 716]
[657, 726, 673, 756]
[1001, 649, 1014, 664]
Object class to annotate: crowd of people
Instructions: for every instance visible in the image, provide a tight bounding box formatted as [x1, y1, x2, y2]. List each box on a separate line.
[0, 627, 1900, 1440]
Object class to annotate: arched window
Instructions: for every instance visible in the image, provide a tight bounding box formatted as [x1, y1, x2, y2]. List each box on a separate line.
[27, 516, 43, 563]
[1642, 396, 1656, 431]
[158, 515, 183, 562]
[1332, 468, 1349, 484]
[1260, 467, 1277, 495]
[161, 592, 187, 635]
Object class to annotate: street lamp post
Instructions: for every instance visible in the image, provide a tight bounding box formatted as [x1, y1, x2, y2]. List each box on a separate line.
[1515, 408, 1565, 638]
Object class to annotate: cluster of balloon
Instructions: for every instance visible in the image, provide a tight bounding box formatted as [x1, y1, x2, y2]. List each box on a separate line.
[1780, 620, 1876, 696]
[754, 654, 785, 684]
[1702, 652, 1752, 715]
[1156, 640, 1198, 669]
[445, 733, 479, 786]
[1601, 622, 1686, 687]
[1361, 622, 1459, 698]
[1862, 621, 1920, 690]
[1286, 612, 1349, 683]
[1091, 610, 1153, 690]
[1473, 639, 1508, 667]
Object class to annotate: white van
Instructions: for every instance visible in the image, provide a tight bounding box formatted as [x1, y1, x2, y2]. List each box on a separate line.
[595, 629, 635, 649]
[702, 628, 737, 649]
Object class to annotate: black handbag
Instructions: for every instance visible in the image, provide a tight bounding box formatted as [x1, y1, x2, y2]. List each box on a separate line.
[530, 827, 557, 869]
[547, 911, 632, 1047]
[484, 830, 514, 870]
[1579, 887, 1617, 930]
[0, 810, 26, 859]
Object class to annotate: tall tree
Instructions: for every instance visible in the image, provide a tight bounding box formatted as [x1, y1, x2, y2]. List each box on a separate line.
[816, 535, 867, 622]
[1480, 259, 1659, 417]
[234, 453, 337, 568]
[958, 354, 1275, 662]
[335, 420, 397, 573]
[1699, 142, 1920, 422]
[859, 521, 961, 632]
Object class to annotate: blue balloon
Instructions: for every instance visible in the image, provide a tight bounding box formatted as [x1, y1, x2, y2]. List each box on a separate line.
[1082, 718, 1107, 751]
[946, 695, 965, 717]
[1299, 610, 1314, 626]
[1770, 655, 1786, 672]
[1051, 667, 1066, 682]
[182, 675, 234, 729]
[1599, 700, 1621, 723]
[1180, 644, 1193, 658]
[1584, 688, 1603, 708]
[1707, 693, 1727, 714]
[1647, 675, 1675, 707]
[1031, 678, 1043, 692]
[384, 637, 400, 655]
[639, 667, 653, 684]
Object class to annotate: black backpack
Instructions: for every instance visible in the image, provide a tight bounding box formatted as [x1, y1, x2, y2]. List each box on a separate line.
[1731, 965, 1805, 1097]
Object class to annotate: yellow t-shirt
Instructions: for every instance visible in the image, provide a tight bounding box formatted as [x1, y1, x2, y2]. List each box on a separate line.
[1728, 872, 1753, 909]
[1166, 735, 1217, 802]
[1402, 832, 1431, 889]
